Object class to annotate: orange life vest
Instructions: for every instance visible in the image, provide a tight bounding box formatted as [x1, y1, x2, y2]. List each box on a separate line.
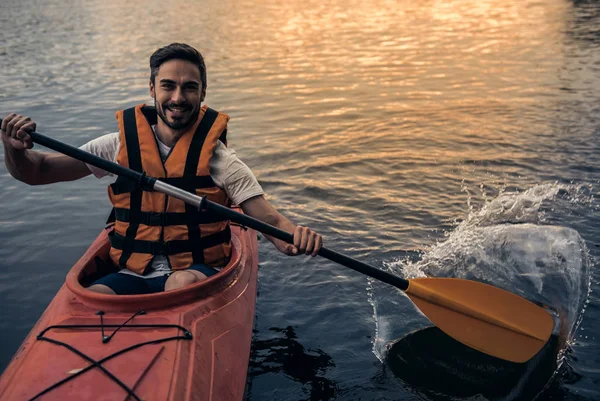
[107, 104, 232, 274]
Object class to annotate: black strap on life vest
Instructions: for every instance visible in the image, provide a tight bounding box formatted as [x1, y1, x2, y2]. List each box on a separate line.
[113, 207, 225, 226]
[220, 128, 228, 146]
[105, 208, 116, 227]
[184, 107, 219, 264]
[118, 107, 144, 268]
[109, 106, 230, 267]
[108, 226, 231, 256]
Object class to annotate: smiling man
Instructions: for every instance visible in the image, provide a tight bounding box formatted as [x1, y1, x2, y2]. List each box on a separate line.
[1, 43, 323, 295]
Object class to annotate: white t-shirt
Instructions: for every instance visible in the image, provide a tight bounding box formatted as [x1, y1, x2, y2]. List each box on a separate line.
[80, 129, 264, 278]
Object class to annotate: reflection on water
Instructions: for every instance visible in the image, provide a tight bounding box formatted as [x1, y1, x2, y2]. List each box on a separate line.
[386, 327, 560, 401]
[247, 326, 338, 401]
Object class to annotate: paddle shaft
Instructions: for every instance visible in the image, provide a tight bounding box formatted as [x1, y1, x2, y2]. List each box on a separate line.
[3, 122, 555, 363]
[16, 129, 410, 291]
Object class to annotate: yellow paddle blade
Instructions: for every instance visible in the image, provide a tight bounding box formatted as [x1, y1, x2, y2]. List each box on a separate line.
[405, 277, 554, 363]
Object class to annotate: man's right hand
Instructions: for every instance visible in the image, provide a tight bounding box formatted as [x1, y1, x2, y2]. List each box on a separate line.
[1, 113, 92, 185]
[1, 113, 36, 151]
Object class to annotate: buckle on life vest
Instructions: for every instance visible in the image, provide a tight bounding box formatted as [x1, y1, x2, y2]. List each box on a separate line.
[151, 241, 171, 255]
[146, 212, 164, 226]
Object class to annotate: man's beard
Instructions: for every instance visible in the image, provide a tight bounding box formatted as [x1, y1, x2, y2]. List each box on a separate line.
[155, 99, 200, 130]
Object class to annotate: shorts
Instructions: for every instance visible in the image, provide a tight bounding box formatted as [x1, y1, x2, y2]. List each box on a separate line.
[90, 264, 220, 295]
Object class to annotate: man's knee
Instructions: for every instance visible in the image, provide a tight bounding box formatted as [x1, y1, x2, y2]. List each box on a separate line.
[165, 270, 206, 291]
[87, 284, 117, 295]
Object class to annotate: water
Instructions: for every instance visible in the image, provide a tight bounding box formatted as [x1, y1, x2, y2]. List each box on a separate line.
[1, 0, 599, 399]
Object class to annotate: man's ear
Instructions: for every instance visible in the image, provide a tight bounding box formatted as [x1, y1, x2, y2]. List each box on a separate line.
[149, 80, 156, 99]
[200, 89, 206, 102]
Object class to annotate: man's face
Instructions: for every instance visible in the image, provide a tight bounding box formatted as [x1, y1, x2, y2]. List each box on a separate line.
[150, 59, 205, 131]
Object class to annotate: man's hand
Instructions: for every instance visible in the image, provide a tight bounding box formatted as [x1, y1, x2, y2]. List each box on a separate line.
[1, 113, 91, 185]
[1, 113, 35, 150]
[240, 195, 324, 257]
[288, 225, 323, 257]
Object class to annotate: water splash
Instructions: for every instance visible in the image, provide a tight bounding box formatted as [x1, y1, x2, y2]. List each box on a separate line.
[371, 183, 593, 366]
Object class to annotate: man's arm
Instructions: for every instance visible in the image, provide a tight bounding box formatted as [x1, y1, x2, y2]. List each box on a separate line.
[240, 194, 322, 256]
[2, 113, 91, 185]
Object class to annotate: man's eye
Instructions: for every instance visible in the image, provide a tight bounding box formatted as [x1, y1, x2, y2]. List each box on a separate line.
[162, 84, 174, 89]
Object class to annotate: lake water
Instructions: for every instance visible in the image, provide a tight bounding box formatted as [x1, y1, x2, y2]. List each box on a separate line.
[1, 0, 599, 400]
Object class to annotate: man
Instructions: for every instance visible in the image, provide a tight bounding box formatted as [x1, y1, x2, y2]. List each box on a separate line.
[1, 43, 323, 295]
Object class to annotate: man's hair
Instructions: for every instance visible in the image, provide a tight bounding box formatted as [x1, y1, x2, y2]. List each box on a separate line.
[149, 43, 207, 94]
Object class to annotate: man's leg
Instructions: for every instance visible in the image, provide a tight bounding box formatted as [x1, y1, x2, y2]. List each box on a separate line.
[164, 269, 207, 291]
[88, 284, 117, 295]
[87, 272, 148, 295]
[164, 264, 221, 291]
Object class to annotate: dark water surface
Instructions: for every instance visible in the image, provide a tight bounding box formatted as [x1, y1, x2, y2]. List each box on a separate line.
[1, 0, 599, 400]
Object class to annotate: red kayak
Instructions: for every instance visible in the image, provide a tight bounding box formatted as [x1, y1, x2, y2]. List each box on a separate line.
[0, 219, 258, 401]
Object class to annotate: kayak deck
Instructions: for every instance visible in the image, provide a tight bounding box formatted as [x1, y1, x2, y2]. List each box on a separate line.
[0, 222, 259, 401]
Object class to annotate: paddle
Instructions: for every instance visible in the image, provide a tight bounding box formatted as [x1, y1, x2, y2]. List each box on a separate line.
[3, 123, 554, 363]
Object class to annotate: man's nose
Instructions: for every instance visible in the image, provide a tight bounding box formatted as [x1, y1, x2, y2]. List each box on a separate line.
[171, 88, 185, 103]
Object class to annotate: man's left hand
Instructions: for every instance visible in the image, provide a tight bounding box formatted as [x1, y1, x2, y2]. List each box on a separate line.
[288, 225, 323, 257]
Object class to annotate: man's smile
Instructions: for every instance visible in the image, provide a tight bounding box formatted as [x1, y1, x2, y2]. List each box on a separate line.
[166, 105, 191, 118]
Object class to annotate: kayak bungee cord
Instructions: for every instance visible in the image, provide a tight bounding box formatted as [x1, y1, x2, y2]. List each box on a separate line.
[97, 309, 147, 343]
[30, 311, 193, 401]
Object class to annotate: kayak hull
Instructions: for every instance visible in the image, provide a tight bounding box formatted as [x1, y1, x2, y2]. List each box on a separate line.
[0, 221, 259, 401]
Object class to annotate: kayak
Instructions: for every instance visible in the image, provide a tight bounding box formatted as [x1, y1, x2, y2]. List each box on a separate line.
[0, 217, 259, 401]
